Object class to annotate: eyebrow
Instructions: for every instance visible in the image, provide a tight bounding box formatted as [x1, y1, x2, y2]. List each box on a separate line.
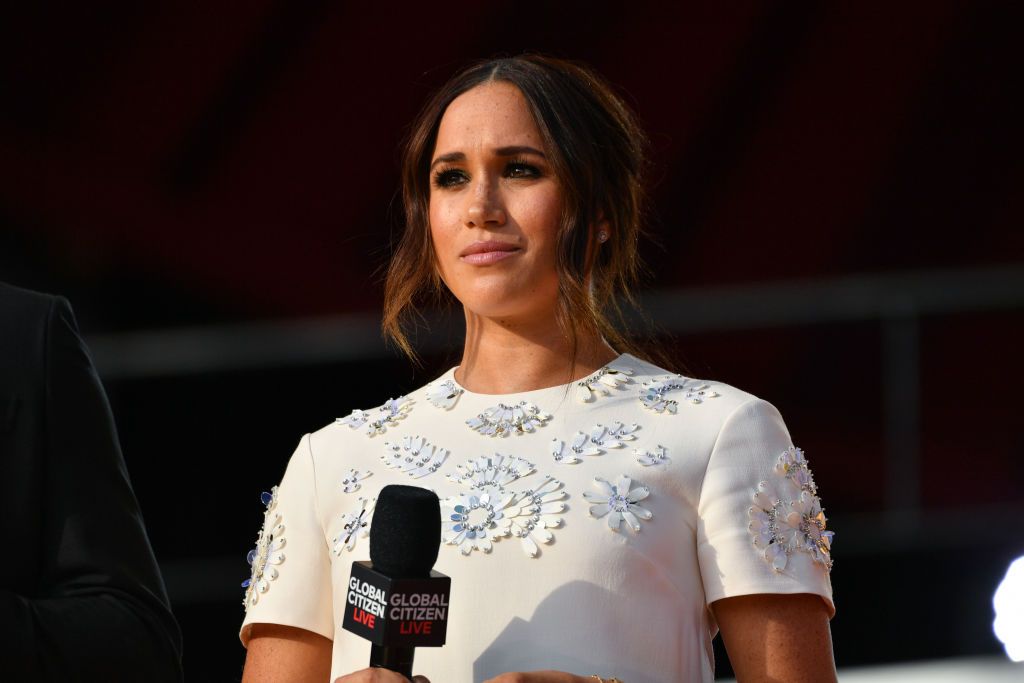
[429, 145, 547, 171]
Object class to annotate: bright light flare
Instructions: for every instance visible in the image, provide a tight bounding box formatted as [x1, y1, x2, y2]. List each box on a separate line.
[993, 555, 1024, 662]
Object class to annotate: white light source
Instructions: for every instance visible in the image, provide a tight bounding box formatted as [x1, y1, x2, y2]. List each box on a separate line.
[993, 555, 1024, 662]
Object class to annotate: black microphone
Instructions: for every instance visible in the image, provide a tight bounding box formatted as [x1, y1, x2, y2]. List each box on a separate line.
[342, 484, 451, 679]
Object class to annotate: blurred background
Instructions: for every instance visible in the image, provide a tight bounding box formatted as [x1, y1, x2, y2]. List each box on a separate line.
[2, 2, 1022, 680]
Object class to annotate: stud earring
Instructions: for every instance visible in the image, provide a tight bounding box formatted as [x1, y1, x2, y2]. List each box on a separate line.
[597, 231, 609, 243]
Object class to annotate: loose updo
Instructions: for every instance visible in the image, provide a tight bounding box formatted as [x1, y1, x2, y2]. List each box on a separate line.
[383, 54, 663, 368]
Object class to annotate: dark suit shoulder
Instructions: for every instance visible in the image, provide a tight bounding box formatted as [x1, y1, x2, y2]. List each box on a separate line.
[0, 281, 64, 335]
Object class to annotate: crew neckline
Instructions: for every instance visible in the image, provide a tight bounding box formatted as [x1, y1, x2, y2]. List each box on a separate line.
[444, 352, 634, 398]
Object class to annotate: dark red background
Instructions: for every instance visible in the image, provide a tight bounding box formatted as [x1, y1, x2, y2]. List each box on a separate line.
[2, 2, 1021, 679]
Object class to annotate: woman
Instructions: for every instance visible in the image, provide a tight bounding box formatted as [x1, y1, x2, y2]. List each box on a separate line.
[240, 55, 836, 683]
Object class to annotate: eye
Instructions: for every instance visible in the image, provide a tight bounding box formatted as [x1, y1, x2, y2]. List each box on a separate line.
[506, 159, 542, 179]
[432, 167, 467, 189]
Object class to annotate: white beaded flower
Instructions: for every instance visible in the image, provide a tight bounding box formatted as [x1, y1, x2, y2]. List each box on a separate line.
[634, 444, 669, 466]
[426, 379, 463, 410]
[748, 447, 834, 572]
[336, 396, 412, 436]
[332, 496, 375, 555]
[340, 469, 371, 493]
[242, 487, 287, 607]
[466, 401, 552, 437]
[583, 476, 652, 533]
[588, 422, 640, 448]
[639, 376, 719, 414]
[575, 364, 634, 402]
[549, 431, 603, 464]
[442, 455, 566, 557]
[441, 487, 515, 555]
[381, 435, 449, 479]
[446, 453, 536, 489]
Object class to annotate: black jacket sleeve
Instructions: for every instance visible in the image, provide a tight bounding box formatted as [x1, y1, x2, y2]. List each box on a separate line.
[0, 295, 183, 681]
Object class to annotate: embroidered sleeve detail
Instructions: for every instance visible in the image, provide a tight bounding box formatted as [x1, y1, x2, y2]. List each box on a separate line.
[426, 379, 463, 410]
[336, 396, 412, 436]
[639, 376, 720, 414]
[381, 435, 449, 478]
[748, 447, 834, 572]
[332, 496, 375, 555]
[242, 486, 287, 608]
[442, 455, 566, 557]
[575, 364, 634, 402]
[582, 475, 653, 533]
[466, 401, 552, 437]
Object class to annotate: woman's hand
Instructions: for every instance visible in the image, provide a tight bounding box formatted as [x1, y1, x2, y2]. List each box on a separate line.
[333, 668, 430, 683]
[483, 672, 593, 683]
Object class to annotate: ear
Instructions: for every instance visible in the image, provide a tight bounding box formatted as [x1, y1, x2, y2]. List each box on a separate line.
[593, 212, 611, 244]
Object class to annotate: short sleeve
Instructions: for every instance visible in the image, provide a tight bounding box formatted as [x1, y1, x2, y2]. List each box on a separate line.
[239, 434, 334, 646]
[696, 398, 835, 618]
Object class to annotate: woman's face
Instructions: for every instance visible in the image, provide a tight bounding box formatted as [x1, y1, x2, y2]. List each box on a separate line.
[428, 81, 563, 323]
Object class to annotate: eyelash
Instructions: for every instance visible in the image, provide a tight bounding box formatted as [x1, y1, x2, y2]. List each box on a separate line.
[431, 158, 542, 189]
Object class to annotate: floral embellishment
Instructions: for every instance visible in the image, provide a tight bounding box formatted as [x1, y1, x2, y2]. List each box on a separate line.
[446, 453, 536, 489]
[442, 455, 566, 557]
[442, 488, 514, 555]
[748, 446, 834, 572]
[634, 444, 669, 466]
[588, 422, 640, 448]
[549, 431, 603, 464]
[466, 401, 552, 437]
[340, 469, 371, 493]
[639, 376, 720, 414]
[332, 496, 375, 555]
[426, 379, 463, 410]
[575, 364, 634, 402]
[583, 475, 652, 533]
[242, 487, 286, 607]
[381, 435, 449, 479]
[336, 396, 412, 436]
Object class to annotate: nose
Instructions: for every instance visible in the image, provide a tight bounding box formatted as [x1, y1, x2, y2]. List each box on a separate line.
[463, 177, 506, 228]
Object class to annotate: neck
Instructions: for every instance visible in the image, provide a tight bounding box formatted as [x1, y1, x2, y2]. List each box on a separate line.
[454, 308, 620, 394]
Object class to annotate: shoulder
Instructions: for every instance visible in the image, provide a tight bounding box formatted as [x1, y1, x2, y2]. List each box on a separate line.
[304, 369, 453, 467]
[0, 282, 67, 338]
[618, 352, 779, 436]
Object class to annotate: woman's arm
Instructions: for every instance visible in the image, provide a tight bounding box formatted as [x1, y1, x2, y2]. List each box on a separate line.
[243, 624, 433, 683]
[243, 624, 333, 683]
[711, 593, 837, 683]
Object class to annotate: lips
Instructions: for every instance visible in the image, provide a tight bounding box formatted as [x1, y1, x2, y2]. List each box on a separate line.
[459, 240, 522, 265]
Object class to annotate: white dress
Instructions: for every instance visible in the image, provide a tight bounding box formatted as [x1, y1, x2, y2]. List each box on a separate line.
[239, 352, 835, 682]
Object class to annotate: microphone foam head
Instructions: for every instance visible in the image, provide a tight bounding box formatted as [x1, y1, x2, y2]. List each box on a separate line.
[370, 484, 441, 578]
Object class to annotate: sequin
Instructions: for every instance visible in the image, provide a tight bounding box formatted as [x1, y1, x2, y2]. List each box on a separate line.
[426, 379, 463, 410]
[332, 496, 375, 555]
[634, 444, 669, 466]
[582, 475, 652, 533]
[549, 431, 603, 464]
[466, 401, 552, 437]
[340, 469, 371, 493]
[574, 364, 634, 402]
[588, 422, 640, 448]
[242, 487, 287, 608]
[381, 435, 449, 479]
[639, 376, 720, 414]
[748, 447, 833, 572]
[336, 396, 412, 436]
[442, 457, 566, 557]
[446, 453, 536, 489]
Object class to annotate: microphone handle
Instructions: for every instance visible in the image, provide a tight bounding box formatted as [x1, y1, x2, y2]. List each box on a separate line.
[370, 644, 415, 679]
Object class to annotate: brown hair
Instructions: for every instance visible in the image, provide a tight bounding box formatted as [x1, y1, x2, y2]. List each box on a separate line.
[383, 54, 668, 369]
